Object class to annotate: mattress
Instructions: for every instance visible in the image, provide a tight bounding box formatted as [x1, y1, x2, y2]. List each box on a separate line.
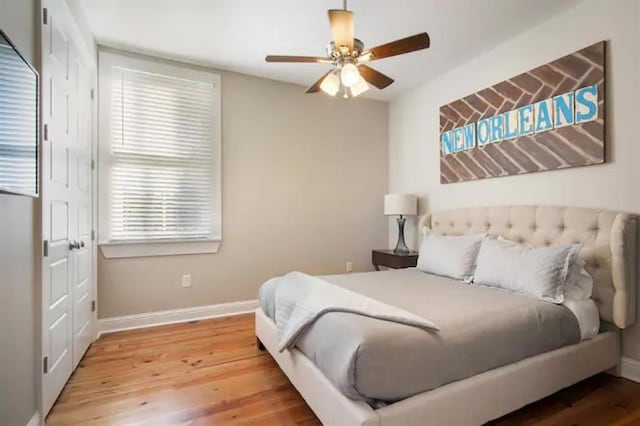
[259, 268, 586, 403]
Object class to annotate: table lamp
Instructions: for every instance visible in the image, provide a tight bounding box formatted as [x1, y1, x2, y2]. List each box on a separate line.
[384, 194, 417, 254]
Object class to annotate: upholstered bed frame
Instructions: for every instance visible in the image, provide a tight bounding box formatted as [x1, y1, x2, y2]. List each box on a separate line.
[255, 205, 637, 425]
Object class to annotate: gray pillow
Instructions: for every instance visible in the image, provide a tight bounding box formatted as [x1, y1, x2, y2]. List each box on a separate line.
[473, 238, 580, 303]
[417, 228, 485, 280]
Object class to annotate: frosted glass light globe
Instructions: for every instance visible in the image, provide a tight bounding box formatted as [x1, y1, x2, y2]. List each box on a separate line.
[340, 63, 360, 87]
[320, 72, 340, 96]
[350, 76, 369, 97]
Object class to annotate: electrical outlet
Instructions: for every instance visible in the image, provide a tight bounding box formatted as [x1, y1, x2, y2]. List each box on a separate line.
[346, 261, 353, 272]
[182, 274, 192, 288]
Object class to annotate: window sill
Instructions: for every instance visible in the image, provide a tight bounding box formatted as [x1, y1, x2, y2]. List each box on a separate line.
[99, 239, 220, 259]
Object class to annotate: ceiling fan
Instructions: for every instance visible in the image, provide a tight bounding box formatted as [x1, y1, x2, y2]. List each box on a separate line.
[265, 0, 430, 98]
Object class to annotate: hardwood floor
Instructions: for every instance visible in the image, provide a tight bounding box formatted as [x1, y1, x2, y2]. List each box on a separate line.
[48, 314, 640, 425]
[47, 314, 318, 425]
[489, 373, 640, 426]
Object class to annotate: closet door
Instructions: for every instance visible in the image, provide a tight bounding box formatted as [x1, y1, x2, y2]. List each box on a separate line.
[41, 0, 96, 415]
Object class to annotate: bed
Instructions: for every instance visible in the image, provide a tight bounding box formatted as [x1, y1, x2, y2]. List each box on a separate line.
[255, 205, 637, 425]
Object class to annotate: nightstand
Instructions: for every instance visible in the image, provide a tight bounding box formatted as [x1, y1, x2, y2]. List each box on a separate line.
[371, 249, 419, 271]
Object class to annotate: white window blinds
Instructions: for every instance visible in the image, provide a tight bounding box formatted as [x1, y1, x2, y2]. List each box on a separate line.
[103, 54, 221, 242]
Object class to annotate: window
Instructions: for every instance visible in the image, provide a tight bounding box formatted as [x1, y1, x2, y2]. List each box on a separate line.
[98, 50, 221, 258]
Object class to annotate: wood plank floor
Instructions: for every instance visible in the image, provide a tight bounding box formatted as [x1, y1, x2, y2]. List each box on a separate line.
[47, 314, 640, 425]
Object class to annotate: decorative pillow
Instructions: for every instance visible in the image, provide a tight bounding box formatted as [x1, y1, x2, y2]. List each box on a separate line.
[498, 236, 593, 300]
[417, 228, 485, 280]
[473, 238, 580, 303]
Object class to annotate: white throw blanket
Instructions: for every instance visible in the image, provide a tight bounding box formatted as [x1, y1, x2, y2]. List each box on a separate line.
[268, 271, 440, 352]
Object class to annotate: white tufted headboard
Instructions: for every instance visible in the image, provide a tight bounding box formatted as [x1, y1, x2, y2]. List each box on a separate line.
[419, 206, 638, 329]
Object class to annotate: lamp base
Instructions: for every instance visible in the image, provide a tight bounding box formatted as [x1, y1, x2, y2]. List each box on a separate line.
[393, 216, 410, 254]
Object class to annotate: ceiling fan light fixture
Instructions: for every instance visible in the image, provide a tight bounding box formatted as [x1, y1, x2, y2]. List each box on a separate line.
[265, 1, 430, 98]
[320, 71, 340, 96]
[350, 76, 369, 97]
[340, 63, 360, 87]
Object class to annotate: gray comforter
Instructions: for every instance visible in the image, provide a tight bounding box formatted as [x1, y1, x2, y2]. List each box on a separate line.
[263, 271, 439, 352]
[258, 268, 580, 403]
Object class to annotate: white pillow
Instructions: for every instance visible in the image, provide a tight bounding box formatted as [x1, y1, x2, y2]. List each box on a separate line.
[565, 255, 594, 300]
[498, 236, 593, 300]
[473, 238, 580, 303]
[417, 228, 485, 280]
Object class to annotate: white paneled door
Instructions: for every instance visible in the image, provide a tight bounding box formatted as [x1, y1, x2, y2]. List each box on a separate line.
[41, 0, 97, 415]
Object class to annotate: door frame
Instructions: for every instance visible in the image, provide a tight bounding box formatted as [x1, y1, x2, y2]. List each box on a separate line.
[39, 0, 98, 416]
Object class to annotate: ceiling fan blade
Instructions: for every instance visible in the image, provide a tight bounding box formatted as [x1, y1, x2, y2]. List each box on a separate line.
[358, 65, 394, 89]
[359, 32, 430, 62]
[306, 70, 334, 93]
[265, 55, 331, 63]
[328, 9, 354, 52]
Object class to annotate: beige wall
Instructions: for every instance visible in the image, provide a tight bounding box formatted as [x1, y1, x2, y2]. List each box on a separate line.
[388, 0, 640, 357]
[98, 57, 389, 318]
[0, 0, 39, 424]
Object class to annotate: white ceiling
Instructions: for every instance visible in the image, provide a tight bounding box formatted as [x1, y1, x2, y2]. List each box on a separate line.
[78, 0, 584, 101]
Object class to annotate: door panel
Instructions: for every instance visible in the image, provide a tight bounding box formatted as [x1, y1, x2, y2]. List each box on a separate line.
[50, 80, 69, 186]
[49, 201, 68, 242]
[41, 0, 96, 415]
[76, 250, 89, 283]
[43, 240, 73, 411]
[49, 145, 68, 186]
[48, 258, 68, 306]
[48, 312, 69, 369]
[49, 16, 67, 66]
[78, 159, 90, 192]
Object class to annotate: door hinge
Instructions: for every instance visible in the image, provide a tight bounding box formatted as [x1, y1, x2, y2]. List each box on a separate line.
[90, 88, 95, 100]
[91, 300, 96, 312]
[43, 8, 48, 25]
[91, 230, 96, 241]
[43, 356, 49, 374]
[43, 240, 49, 257]
[43, 124, 48, 141]
[91, 159, 95, 171]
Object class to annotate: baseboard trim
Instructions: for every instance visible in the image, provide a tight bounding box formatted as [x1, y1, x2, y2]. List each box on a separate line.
[97, 299, 259, 336]
[620, 357, 640, 383]
[26, 411, 42, 426]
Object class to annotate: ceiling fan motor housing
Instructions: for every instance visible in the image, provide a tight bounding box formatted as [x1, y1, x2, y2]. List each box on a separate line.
[326, 38, 364, 63]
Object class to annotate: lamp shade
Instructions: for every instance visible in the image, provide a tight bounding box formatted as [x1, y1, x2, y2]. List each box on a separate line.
[384, 194, 417, 216]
